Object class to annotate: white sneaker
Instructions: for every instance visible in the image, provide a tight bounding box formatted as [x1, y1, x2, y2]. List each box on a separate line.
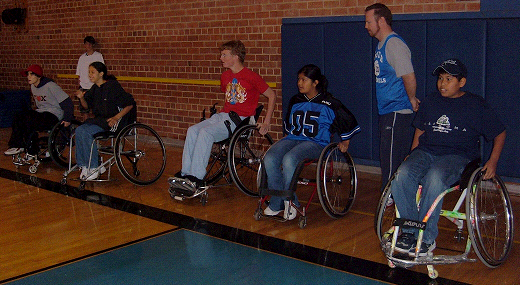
[263, 206, 282, 216]
[82, 166, 107, 181]
[283, 201, 297, 220]
[4, 148, 24, 155]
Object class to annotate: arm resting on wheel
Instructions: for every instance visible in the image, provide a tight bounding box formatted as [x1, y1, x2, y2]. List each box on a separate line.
[482, 130, 506, 180]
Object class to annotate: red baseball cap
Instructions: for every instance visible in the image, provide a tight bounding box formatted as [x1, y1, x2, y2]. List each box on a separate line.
[21, 64, 43, 77]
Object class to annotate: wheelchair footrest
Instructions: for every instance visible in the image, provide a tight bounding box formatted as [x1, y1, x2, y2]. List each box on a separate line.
[381, 239, 476, 267]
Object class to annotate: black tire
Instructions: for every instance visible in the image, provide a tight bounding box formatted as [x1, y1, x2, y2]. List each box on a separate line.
[375, 173, 397, 243]
[466, 168, 514, 268]
[114, 123, 166, 185]
[228, 124, 273, 197]
[204, 142, 227, 185]
[48, 120, 81, 168]
[316, 143, 357, 218]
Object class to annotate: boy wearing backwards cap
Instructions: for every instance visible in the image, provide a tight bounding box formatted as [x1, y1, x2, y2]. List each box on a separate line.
[389, 58, 506, 256]
[4, 64, 74, 156]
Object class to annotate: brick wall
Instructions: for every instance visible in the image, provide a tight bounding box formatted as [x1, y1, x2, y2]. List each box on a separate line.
[0, 0, 479, 142]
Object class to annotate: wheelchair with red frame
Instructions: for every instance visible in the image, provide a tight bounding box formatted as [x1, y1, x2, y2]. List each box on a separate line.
[254, 142, 357, 228]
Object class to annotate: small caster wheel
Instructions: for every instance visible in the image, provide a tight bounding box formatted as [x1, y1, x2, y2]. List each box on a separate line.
[388, 260, 396, 268]
[254, 208, 262, 221]
[79, 181, 86, 191]
[29, 165, 37, 174]
[427, 265, 438, 279]
[134, 169, 140, 176]
[200, 193, 208, 206]
[298, 216, 307, 229]
[60, 177, 67, 185]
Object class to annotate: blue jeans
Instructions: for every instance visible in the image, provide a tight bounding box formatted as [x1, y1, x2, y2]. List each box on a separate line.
[181, 112, 241, 180]
[75, 123, 104, 168]
[263, 139, 323, 211]
[390, 149, 470, 244]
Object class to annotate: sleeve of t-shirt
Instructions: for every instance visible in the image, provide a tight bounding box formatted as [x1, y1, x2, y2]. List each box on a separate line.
[481, 101, 506, 141]
[251, 71, 269, 94]
[386, 37, 414, 78]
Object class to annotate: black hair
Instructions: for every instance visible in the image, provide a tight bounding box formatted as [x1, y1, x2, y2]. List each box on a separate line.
[365, 3, 393, 26]
[84, 36, 96, 45]
[298, 64, 328, 94]
[89, 61, 117, 80]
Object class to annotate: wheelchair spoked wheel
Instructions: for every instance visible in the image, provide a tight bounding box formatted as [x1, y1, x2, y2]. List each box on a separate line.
[204, 142, 228, 185]
[228, 124, 273, 197]
[466, 168, 514, 268]
[114, 123, 166, 185]
[316, 143, 357, 219]
[374, 173, 397, 243]
[48, 120, 81, 168]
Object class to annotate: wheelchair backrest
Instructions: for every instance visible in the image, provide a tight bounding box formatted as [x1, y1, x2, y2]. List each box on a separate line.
[459, 158, 481, 188]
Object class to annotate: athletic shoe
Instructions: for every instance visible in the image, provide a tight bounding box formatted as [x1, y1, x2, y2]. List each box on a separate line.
[410, 240, 436, 257]
[174, 171, 185, 178]
[82, 166, 107, 181]
[184, 175, 204, 189]
[263, 206, 282, 216]
[283, 200, 297, 220]
[80, 167, 88, 179]
[394, 233, 416, 253]
[4, 148, 24, 155]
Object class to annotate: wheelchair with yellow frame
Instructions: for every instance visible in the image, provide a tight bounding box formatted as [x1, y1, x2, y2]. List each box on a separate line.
[375, 159, 514, 279]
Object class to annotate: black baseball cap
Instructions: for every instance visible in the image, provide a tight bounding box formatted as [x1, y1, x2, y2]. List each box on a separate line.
[432, 58, 467, 78]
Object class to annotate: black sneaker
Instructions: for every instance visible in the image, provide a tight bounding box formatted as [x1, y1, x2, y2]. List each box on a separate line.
[174, 171, 185, 178]
[185, 175, 205, 189]
[410, 240, 436, 257]
[394, 233, 416, 253]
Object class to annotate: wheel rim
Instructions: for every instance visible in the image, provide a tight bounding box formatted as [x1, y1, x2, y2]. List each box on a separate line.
[228, 125, 273, 197]
[115, 124, 166, 185]
[467, 171, 513, 267]
[317, 144, 357, 218]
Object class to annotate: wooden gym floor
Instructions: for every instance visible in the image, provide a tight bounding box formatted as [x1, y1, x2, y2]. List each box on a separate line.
[0, 127, 518, 285]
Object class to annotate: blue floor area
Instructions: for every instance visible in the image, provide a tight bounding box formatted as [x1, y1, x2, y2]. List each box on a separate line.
[7, 229, 386, 285]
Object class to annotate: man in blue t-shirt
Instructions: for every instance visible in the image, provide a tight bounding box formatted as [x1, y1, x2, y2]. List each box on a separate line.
[390, 58, 506, 257]
[365, 3, 420, 193]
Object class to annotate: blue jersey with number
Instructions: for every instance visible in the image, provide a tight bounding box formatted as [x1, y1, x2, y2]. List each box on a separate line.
[283, 92, 360, 147]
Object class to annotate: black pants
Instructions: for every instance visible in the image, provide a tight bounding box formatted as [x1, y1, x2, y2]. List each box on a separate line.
[8, 110, 59, 154]
[379, 112, 415, 192]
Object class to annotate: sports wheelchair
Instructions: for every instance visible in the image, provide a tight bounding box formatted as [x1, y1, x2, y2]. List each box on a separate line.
[254, 142, 357, 229]
[10, 119, 81, 174]
[60, 107, 166, 190]
[375, 160, 514, 279]
[168, 104, 273, 205]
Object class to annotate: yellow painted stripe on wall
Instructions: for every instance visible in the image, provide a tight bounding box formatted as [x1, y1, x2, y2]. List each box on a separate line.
[57, 74, 276, 88]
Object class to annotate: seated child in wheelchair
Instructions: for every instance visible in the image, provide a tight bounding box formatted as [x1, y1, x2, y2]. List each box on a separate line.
[5, 64, 74, 161]
[171, 40, 275, 191]
[389, 58, 506, 257]
[75, 62, 135, 180]
[261, 64, 360, 220]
